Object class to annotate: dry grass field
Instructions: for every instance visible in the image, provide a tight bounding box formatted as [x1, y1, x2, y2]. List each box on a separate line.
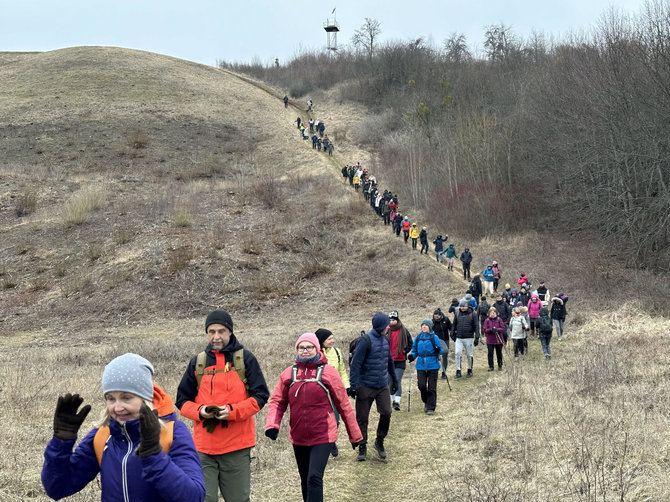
[1, 47, 669, 502]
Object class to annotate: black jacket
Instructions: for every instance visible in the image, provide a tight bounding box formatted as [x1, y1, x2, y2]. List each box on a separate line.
[432, 314, 453, 345]
[460, 251, 473, 264]
[450, 308, 479, 340]
[493, 300, 511, 323]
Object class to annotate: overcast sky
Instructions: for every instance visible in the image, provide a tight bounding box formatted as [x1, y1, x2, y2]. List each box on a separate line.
[0, 0, 649, 67]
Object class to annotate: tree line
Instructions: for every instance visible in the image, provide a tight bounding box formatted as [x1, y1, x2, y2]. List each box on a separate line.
[219, 1, 670, 271]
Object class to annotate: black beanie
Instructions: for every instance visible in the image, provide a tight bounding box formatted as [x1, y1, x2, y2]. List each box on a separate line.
[205, 310, 234, 333]
[315, 328, 333, 348]
[434, 308, 443, 316]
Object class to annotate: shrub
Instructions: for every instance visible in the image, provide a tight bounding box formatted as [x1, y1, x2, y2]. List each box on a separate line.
[174, 206, 192, 227]
[14, 189, 38, 217]
[129, 129, 148, 149]
[249, 176, 283, 209]
[62, 187, 106, 227]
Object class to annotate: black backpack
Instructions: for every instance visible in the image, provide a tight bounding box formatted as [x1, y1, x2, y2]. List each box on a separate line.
[348, 331, 371, 365]
[539, 316, 553, 335]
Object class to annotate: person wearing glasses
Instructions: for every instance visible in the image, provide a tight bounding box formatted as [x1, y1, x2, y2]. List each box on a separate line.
[265, 333, 362, 502]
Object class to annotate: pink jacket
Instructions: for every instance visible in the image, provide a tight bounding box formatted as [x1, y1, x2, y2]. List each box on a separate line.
[265, 353, 362, 446]
[527, 296, 542, 318]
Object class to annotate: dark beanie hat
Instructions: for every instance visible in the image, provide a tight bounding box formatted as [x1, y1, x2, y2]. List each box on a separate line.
[315, 328, 333, 348]
[205, 310, 234, 333]
[372, 312, 390, 333]
[433, 308, 443, 316]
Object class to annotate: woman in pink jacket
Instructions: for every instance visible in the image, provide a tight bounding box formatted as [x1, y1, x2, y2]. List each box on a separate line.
[527, 294, 543, 337]
[265, 333, 363, 502]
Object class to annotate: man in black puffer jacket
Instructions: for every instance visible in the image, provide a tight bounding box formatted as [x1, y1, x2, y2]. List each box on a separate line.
[432, 309, 452, 379]
[450, 300, 480, 379]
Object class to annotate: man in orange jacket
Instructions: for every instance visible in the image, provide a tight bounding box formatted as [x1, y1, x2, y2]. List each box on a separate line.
[177, 310, 269, 502]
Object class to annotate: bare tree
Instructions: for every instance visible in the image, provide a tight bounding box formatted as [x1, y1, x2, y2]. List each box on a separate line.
[484, 23, 519, 63]
[444, 33, 472, 64]
[352, 18, 382, 61]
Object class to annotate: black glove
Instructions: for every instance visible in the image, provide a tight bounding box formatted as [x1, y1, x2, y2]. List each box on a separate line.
[202, 417, 219, 433]
[347, 388, 357, 399]
[434, 345, 441, 355]
[136, 403, 162, 458]
[53, 393, 91, 440]
[474, 337, 480, 347]
[265, 428, 279, 441]
[351, 441, 361, 450]
[450, 335, 456, 342]
[204, 405, 222, 415]
[390, 383, 398, 394]
[407, 353, 415, 362]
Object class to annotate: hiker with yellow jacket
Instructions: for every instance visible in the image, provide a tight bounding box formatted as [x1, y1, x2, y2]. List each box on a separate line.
[176, 310, 269, 502]
[42, 353, 205, 502]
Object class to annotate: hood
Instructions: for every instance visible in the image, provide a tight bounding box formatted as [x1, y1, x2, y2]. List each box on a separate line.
[551, 297, 564, 305]
[152, 382, 176, 417]
[540, 307, 549, 317]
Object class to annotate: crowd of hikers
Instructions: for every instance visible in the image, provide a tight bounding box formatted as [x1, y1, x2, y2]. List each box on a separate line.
[43, 302, 569, 502]
[39, 99, 572, 502]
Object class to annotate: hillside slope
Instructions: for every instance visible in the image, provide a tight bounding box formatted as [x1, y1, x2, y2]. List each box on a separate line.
[1, 47, 669, 502]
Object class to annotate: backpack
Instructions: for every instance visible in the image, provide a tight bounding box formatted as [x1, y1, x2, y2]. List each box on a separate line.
[195, 349, 248, 396]
[289, 364, 337, 414]
[348, 331, 371, 365]
[93, 422, 173, 464]
[539, 315, 553, 335]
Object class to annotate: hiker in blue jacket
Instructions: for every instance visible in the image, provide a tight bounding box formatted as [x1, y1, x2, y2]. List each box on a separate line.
[407, 319, 443, 415]
[348, 312, 399, 462]
[42, 353, 205, 502]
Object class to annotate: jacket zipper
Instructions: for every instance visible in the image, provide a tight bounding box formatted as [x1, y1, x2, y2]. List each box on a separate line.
[120, 423, 133, 502]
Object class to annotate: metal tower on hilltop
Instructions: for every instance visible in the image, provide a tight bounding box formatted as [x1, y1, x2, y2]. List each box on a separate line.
[324, 9, 339, 52]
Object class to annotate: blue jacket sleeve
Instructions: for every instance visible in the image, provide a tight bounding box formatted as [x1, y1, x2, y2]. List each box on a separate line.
[41, 429, 100, 500]
[140, 420, 205, 502]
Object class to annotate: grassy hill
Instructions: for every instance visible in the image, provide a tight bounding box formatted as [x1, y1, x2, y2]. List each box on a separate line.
[1, 47, 669, 501]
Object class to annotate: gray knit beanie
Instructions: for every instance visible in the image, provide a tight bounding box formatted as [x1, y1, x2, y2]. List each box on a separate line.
[102, 353, 155, 401]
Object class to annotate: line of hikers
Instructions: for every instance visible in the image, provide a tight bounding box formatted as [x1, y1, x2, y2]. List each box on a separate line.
[42, 299, 569, 502]
[295, 115, 334, 155]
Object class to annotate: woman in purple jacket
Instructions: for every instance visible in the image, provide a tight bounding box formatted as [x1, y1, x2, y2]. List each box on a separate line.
[41, 353, 205, 502]
[483, 308, 507, 371]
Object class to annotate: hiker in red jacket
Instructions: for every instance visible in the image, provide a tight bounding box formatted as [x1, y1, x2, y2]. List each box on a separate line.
[265, 333, 362, 502]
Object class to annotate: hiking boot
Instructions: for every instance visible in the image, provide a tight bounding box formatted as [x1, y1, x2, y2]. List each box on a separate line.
[498, 364, 503, 371]
[373, 438, 387, 459]
[426, 410, 435, 415]
[455, 370, 462, 379]
[488, 367, 494, 371]
[357, 444, 367, 461]
[545, 354, 551, 361]
[331, 443, 339, 457]
[441, 372, 447, 380]
[392, 402, 400, 411]
[466, 369, 473, 378]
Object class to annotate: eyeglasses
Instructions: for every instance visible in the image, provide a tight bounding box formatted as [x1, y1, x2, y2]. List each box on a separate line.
[297, 345, 316, 352]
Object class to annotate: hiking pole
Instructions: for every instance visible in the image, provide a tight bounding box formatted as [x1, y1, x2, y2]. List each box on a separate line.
[407, 361, 412, 412]
[444, 367, 452, 392]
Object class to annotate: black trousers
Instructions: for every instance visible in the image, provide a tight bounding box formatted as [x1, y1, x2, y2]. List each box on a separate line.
[463, 263, 471, 279]
[416, 369, 438, 412]
[293, 443, 332, 502]
[487, 343, 503, 368]
[355, 385, 392, 444]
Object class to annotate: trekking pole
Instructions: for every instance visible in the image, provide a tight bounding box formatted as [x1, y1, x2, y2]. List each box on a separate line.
[407, 361, 412, 412]
[444, 368, 452, 392]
